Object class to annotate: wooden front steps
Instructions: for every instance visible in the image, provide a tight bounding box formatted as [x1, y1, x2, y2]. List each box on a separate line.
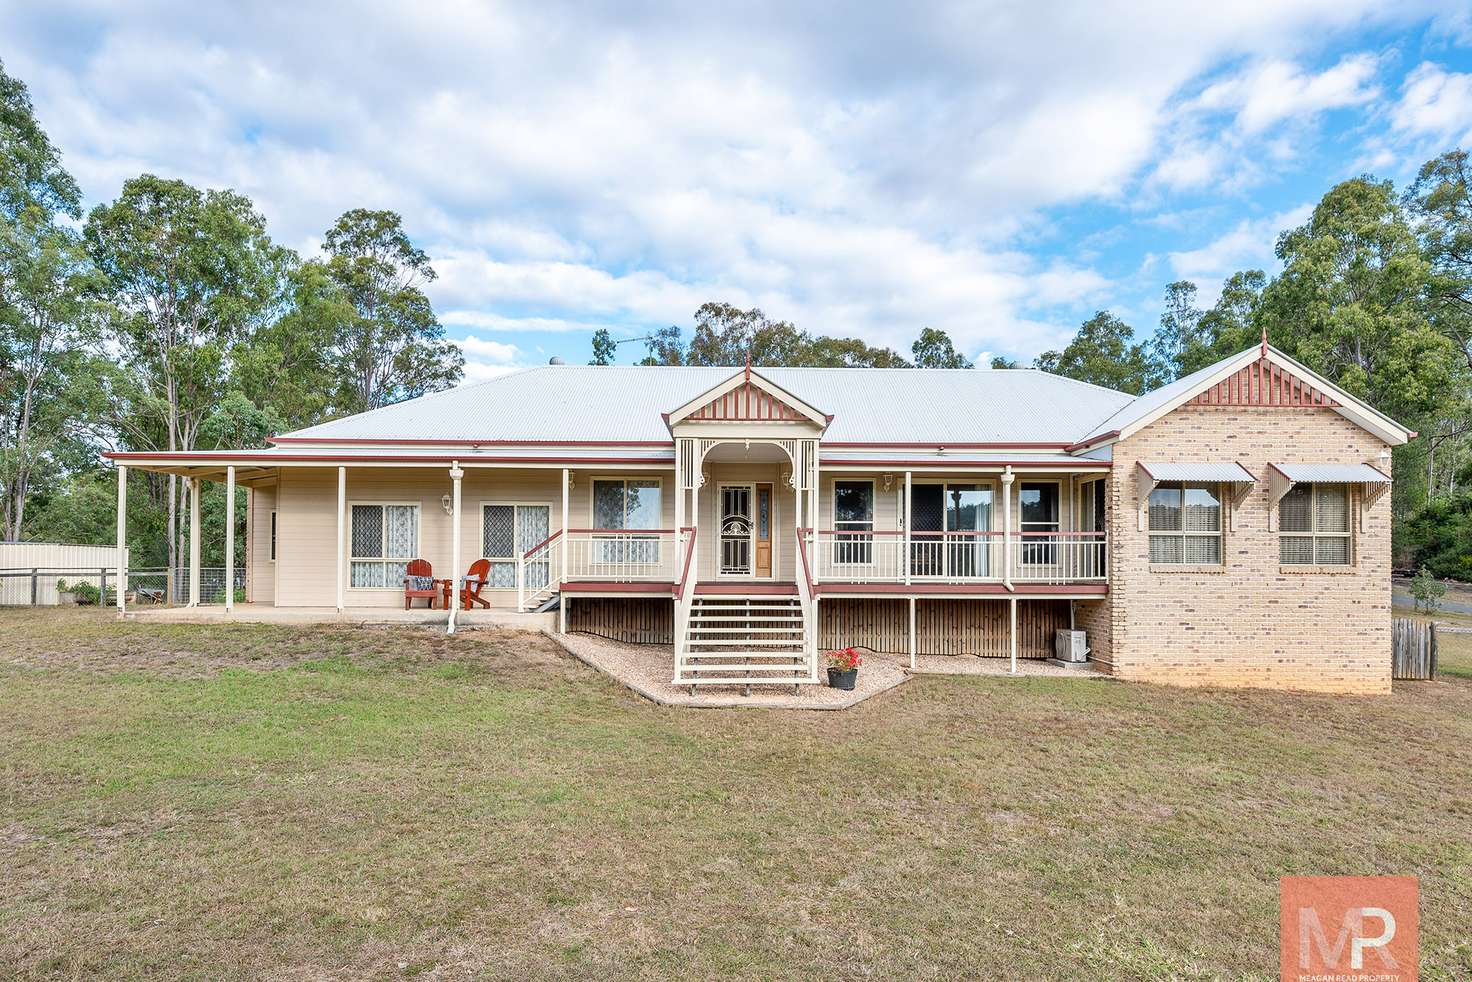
[675, 595, 813, 687]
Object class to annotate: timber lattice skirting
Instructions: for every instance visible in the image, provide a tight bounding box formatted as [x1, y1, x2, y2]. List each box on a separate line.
[566, 596, 1074, 658]
[567, 597, 675, 644]
[820, 598, 1071, 659]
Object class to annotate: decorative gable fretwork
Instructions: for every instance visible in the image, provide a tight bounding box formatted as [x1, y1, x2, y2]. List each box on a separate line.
[1188, 358, 1340, 408]
[689, 381, 805, 421]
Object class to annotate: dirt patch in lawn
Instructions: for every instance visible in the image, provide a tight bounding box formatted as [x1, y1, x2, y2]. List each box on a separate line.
[0, 607, 573, 679]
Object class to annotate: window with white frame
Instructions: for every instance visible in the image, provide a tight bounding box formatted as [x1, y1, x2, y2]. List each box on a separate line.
[483, 503, 552, 589]
[592, 478, 662, 564]
[269, 510, 277, 561]
[1279, 483, 1351, 565]
[350, 503, 419, 587]
[1147, 482, 1222, 564]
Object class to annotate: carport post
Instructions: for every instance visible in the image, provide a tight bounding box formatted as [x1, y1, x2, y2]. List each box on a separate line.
[188, 478, 201, 606]
[116, 465, 127, 615]
[224, 466, 235, 613]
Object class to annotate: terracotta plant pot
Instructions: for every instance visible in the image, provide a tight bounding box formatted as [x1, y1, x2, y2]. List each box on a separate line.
[827, 667, 858, 690]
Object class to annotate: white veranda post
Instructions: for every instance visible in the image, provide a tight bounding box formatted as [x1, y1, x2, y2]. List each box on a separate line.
[336, 466, 346, 612]
[903, 471, 912, 586]
[560, 468, 569, 634]
[188, 477, 201, 606]
[1002, 465, 1015, 589]
[115, 465, 127, 615]
[224, 466, 235, 612]
[448, 463, 463, 634]
[1009, 596, 1018, 675]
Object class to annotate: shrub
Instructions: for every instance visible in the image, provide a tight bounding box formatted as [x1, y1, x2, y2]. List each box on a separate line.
[1402, 493, 1472, 581]
[72, 582, 101, 605]
[1410, 566, 1447, 614]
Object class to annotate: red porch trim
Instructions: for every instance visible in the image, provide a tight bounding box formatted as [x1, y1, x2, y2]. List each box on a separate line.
[268, 437, 674, 447]
[814, 582, 1108, 597]
[103, 452, 675, 465]
[561, 581, 675, 594]
[819, 458, 1109, 468]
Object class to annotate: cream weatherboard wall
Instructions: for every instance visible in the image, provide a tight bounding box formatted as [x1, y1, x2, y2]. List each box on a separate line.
[1101, 403, 1392, 695]
[263, 466, 678, 607]
[247, 483, 276, 605]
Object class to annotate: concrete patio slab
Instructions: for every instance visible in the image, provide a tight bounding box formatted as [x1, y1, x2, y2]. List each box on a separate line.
[549, 632, 910, 710]
[124, 603, 556, 631]
[901, 653, 1110, 678]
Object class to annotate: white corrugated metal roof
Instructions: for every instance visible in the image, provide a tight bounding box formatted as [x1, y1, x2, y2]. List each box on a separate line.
[1139, 462, 1256, 483]
[1273, 463, 1390, 483]
[277, 365, 1135, 445]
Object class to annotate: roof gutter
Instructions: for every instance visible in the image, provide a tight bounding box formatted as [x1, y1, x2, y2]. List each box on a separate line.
[1065, 430, 1119, 453]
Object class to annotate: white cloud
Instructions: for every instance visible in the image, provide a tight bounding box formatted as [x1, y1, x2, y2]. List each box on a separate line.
[1150, 53, 1384, 192]
[0, 1, 1458, 361]
[1194, 54, 1381, 135]
[456, 337, 519, 363]
[1392, 62, 1472, 143]
[1167, 204, 1312, 303]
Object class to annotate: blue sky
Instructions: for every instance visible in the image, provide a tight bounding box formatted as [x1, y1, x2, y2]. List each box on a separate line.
[5, 2, 1472, 378]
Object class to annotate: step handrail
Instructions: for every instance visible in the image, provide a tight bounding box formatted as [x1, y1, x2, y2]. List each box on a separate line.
[521, 527, 562, 560]
[674, 526, 698, 600]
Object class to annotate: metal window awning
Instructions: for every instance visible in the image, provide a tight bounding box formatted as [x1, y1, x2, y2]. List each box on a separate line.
[1134, 461, 1258, 530]
[1267, 462, 1391, 530]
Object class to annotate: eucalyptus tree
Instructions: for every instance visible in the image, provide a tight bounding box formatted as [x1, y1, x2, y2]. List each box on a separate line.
[0, 59, 93, 539]
[911, 327, 973, 368]
[318, 208, 462, 413]
[1033, 311, 1164, 394]
[85, 175, 291, 591]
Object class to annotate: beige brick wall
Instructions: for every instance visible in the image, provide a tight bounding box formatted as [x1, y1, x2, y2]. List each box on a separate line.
[1105, 404, 1392, 695]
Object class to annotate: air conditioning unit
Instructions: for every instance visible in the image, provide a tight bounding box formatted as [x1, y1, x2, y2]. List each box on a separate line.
[1053, 629, 1089, 664]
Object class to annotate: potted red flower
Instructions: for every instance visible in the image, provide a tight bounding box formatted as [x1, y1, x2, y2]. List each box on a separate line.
[826, 647, 862, 690]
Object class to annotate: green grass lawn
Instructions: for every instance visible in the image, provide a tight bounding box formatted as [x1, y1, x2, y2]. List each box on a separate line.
[2, 610, 1470, 980]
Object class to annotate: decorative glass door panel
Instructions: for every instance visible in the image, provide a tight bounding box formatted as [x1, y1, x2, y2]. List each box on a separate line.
[720, 486, 753, 575]
[754, 484, 772, 577]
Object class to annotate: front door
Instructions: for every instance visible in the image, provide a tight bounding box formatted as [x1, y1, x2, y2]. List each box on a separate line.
[720, 485, 753, 576]
[754, 483, 773, 577]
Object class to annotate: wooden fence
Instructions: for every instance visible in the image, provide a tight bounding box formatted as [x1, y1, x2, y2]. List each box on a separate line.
[1391, 617, 1437, 680]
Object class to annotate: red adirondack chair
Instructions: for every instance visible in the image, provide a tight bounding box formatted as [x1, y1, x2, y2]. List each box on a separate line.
[451, 558, 493, 609]
[403, 559, 441, 609]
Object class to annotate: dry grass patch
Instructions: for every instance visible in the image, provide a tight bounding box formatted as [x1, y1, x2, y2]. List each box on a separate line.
[1, 609, 1469, 980]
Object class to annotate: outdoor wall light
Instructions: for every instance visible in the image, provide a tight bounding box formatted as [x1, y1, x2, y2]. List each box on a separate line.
[440, 494, 453, 515]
